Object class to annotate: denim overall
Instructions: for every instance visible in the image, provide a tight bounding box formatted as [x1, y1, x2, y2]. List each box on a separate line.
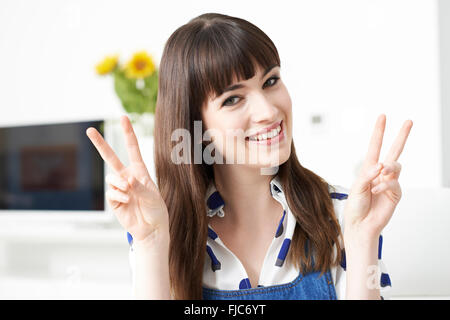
[202, 258, 337, 300]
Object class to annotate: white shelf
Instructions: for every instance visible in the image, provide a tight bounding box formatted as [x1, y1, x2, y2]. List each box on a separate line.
[0, 223, 129, 245]
[0, 276, 133, 300]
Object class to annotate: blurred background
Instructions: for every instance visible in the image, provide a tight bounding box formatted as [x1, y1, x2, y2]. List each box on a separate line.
[0, 0, 449, 299]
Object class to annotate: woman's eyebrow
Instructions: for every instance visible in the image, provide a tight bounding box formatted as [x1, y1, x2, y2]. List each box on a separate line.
[218, 64, 279, 96]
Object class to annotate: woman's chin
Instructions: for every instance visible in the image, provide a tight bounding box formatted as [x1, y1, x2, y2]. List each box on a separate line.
[242, 152, 290, 171]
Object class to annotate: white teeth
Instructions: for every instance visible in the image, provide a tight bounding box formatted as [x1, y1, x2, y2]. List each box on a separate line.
[271, 128, 277, 137]
[248, 125, 282, 141]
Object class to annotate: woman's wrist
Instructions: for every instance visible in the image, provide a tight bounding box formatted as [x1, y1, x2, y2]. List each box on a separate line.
[133, 226, 170, 252]
[343, 227, 379, 251]
[343, 232, 378, 261]
[133, 229, 172, 300]
[343, 227, 381, 300]
[343, 212, 382, 248]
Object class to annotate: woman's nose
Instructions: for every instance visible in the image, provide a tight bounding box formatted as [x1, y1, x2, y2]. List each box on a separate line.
[248, 93, 278, 123]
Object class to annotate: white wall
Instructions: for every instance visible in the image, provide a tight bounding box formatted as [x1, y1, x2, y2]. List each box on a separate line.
[285, 0, 442, 189]
[0, 0, 442, 189]
[439, 0, 450, 187]
[0, 0, 447, 299]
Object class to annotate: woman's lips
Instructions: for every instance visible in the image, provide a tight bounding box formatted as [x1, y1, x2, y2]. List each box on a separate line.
[245, 120, 285, 145]
[246, 120, 282, 139]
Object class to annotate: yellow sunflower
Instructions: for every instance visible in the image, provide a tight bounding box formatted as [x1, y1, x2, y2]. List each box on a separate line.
[95, 54, 119, 75]
[124, 51, 156, 79]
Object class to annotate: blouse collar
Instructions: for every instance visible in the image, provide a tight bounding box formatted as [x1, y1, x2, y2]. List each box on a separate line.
[205, 175, 284, 218]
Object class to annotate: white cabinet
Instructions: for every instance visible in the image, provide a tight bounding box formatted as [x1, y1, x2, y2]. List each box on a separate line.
[0, 224, 133, 299]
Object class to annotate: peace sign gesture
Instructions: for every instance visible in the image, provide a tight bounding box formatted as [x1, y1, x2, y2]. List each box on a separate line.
[86, 115, 169, 243]
[344, 114, 413, 241]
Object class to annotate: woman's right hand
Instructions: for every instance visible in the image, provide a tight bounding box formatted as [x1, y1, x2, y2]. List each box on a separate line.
[86, 115, 169, 244]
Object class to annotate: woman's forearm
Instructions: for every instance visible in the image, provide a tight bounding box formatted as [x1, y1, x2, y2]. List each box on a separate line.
[133, 230, 172, 300]
[344, 233, 381, 300]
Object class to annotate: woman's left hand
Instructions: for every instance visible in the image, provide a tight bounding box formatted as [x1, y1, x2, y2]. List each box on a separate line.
[344, 114, 413, 241]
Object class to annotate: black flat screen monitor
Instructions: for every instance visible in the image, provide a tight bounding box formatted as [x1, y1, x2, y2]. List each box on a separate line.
[0, 120, 105, 211]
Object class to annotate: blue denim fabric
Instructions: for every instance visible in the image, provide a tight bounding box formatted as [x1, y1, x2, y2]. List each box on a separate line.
[202, 270, 337, 300]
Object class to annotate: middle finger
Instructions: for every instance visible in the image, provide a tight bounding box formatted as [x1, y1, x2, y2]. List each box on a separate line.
[364, 114, 386, 166]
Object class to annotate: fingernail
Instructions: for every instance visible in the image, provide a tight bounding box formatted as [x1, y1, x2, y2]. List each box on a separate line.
[373, 163, 382, 173]
[120, 182, 128, 190]
[121, 195, 129, 202]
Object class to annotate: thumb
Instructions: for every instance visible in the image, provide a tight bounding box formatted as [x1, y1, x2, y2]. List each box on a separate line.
[352, 163, 383, 194]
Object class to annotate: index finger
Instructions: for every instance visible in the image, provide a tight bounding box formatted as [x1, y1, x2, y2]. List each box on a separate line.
[86, 127, 126, 174]
[384, 119, 413, 162]
[364, 114, 386, 166]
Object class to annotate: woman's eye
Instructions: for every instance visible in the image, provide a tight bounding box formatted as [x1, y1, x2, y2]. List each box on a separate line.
[222, 96, 241, 107]
[221, 76, 280, 107]
[263, 76, 280, 88]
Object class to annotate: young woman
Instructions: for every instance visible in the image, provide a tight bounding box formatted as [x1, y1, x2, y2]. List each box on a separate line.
[86, 13, 412, 300]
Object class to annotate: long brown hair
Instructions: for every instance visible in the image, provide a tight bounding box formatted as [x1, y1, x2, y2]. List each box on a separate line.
[154, 13, 342, 300]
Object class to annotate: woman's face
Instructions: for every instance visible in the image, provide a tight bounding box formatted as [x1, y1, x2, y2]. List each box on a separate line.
[201, 64, 293, 169]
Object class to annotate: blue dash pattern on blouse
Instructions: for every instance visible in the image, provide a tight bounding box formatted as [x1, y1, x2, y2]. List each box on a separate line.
[205, 184, 225, 218]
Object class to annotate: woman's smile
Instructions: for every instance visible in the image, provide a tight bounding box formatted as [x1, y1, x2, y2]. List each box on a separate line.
[245, 120, 285, 146]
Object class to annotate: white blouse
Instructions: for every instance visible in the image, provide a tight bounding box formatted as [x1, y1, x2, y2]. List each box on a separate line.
[128, 175, 392, 299]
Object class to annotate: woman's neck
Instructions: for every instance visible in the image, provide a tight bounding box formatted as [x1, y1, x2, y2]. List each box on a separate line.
[211, 164, 282, 229]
